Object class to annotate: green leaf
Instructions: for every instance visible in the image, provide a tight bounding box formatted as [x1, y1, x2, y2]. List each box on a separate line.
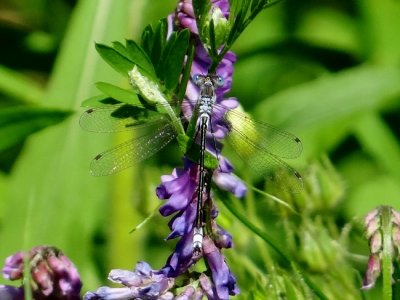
[112, 41, 130, 59]
[144, 19, 168, 74]
[208, 19, 217, 56]
[80, 95, 120, 107]
[226, 8, 244, 47]
[176, 41, 195, 101]
[176, 134, 219, 169]
[125, 39, 156, 78]
[226, 0, 250, 46]
[95, 43, 134, 77]
[262, 0, 285, 9]
[177, 133, 190, 155]
[0, 106, 71, 151]
[161, 30, 190, 91]
[97, 41, 156, 81]
[95, 82, 141, 106]
[251, 0, 262, 12]
[283, 276, 305, 300]
[141, 24, 153, 56]
[159, 31, 177, 76]
[193, 0, 211, 43]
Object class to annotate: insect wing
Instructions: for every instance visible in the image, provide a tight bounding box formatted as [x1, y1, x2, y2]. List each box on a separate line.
[216, 105, 302, 159]
[227, 128, 303, 192]
[90, 122, 177, 176]
[80, 103, 171, 133]
[212, 103, 303, 192]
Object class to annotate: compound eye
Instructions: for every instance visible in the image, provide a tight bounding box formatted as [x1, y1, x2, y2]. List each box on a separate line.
[215, 76, 224, 87]
[192, 74, 202, 85]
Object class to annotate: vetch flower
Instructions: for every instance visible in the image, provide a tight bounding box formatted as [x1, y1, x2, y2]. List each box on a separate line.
[0, 246, 82, 300]
[361, 206, 400, 290]
[157, 156, 245, 241]
[212, 156, 246, 198]
[160, 228, 202, 277]
[201, 236, 239, 299]
[157, 158, 199, 218]
[84, 262, 175, 300]
[0, 285, 24, 300]
[174, 0, 230, 35]
[174, 285, 200, 299]
[362, 254, 382, 290]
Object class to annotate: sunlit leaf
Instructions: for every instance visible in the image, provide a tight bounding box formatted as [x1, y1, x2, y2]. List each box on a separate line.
[160, 29, 190, 91]
[95, 43, 134, 77]
[95, 82, 141, 106]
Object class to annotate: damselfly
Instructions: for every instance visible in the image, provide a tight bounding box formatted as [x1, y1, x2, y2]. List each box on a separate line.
[80, 74, 303, 253]
[191, 74, 224, 255]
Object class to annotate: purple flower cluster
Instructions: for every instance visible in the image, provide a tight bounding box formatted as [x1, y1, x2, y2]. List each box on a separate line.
[86, 0, 244, 299]
[173, 0, 230, 35]
[0, 246, 82, 300]
[84, 262, 175, 300]
[362, 206, 400, 290]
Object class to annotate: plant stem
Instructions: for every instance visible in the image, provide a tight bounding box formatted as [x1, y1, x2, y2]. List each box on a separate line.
[381, 206, 393, 300]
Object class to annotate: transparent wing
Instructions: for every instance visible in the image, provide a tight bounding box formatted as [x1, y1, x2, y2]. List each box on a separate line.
[211, 103, 303, 192]
[90, 122, 177, 176]
[214, 104, 302, 159]
[80, 103, 173, 133]
[227, 125, 303, 192]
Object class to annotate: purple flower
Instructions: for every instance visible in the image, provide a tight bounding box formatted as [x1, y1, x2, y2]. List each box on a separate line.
[202, 237, 239, 299]
[213, 156, 246, 198]
[156, 156, 245, 241]
[0, 285, 24, 300]
[157, 158, 198, 217]
[362, 254, 382, 290]
[176, 0, 198, 34]
[211, 224, 233, 250]
[361, 206, 400, 290]
[0, 246, 82, 300]
[175, 0, 230, 35]
[175, 285, 202, 300]
[160, 229, 202, 277]
[84, 262, 175, 300]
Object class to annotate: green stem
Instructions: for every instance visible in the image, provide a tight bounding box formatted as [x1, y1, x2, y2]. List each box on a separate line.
[381, 206, 393, 300]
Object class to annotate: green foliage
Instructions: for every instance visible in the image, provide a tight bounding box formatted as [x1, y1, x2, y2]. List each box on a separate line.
[0, 106, 71, 151]
[194, 0, 284, 71]
[95, 41, 156, 80]
[94, 82, 140, 106]
[141, 20, 191, 93]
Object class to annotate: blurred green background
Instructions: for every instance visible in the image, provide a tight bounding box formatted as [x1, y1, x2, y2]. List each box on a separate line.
[0, 0, 399, 298]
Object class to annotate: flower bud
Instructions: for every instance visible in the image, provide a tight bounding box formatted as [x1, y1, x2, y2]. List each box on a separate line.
[362, 206, 400, 290]
[203, 7, 229, 48]
[362, 254, 381, 290]
[1, 246, 82, 299]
